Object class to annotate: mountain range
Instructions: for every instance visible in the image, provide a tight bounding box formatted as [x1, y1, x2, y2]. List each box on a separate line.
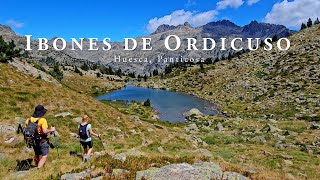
[0, 20, 294, 75]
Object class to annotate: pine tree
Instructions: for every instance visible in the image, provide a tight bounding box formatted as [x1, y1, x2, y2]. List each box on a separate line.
[200, 63, 204, 72]
[143, 99, 151, 107]
[153, 69, 159, 76]
[314, 18, 320, 25]
[307, 18, 313, 28]
[301, 23, 307, 30]
[272, 34, 278, 42]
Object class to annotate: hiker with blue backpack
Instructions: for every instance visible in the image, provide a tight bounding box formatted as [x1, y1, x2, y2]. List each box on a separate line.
[78, 115, 100, 163]
[24, 105, 56, 168]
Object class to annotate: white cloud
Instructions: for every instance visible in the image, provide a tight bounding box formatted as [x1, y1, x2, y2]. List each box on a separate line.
[6, 20, 24, 28]
[264, 0, 320, 28]
[147, 9, 218, 33]
[247, 0, 260, 5]
[217, 0, 244, 10]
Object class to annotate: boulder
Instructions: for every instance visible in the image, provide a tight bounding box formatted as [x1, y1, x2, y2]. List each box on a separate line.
[54, 112, 72, 118]
[222, 172, 248, 180]
[10, 171, 29, 179]
[61, 170, 90, 180]
[310, 123, 320, 130]
[152, 115, 160, 121]
[15, 117, 26, 125]
[130, 115, 142, 124]
[185, 123, 199, 132]
[184, 108, 203, 118]
[70, 132, 79, 139]
[283, 159, 293, 167]
[136, 162, 222, 180]
[267, 124, 282, 133]
[250, 136, 267, 143]
[215, 122, 224, 131]
[0, 124, 16, 134]
[72, 117, 83, 124]
[113, 148, 144, 162]
[158, 146, 164, 153]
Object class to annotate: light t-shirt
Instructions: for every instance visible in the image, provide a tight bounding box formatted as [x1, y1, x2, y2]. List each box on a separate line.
[78, 123, 91, 142]
[25, 117, 48, 135]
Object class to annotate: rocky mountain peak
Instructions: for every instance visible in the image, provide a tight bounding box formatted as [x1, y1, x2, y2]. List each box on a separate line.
[205, 19, 240, 28]
[0, 25, 16, 36]
[152, 24, 176, 35]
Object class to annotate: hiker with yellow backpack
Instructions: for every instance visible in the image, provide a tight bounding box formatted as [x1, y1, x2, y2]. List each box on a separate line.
[24, 105, 56, 168]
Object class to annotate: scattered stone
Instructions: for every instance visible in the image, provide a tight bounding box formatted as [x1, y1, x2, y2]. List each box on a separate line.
[0, 153, 7, 158]
[274, 134, 286, 142]
[310, 122, 320, 130]
[284, 130, 298, 136]
[184, 108, 203, 119]
[70, 132, 79, 139]
[10, 171, 29, 179]
[113, 149, 144, 162]
[130, 115, 142, 124]
[281, 154, 294, 160]
[129, 129, 138, 134]
[15, 117, 26, 125]
[193, 148, 212, 157]
[147, 128, 154, 132]
[215, 122, 224, 131]
[250, 136, 267, 143]
[185, 123, 199, 132]
[112, 169, 130, 176]
[136, 162, 223, 180]
[117, 134, 125, 139]
[285, 173, 296, 180]
[268, 119, 277, 124]
[61, 169, 90, 180]
[72, 117, 82, 124]
[0, 124, 16, 134]
[54, 112, 72, 118]
[152, 114, 160, 121]
[158, 146, 164, 153]
[267, 124, 282, 133]
[222, 172, 248, 180]
[5, 137, 15, 144]
[283, 159, 294, 167]
[24, 148, 32, 154]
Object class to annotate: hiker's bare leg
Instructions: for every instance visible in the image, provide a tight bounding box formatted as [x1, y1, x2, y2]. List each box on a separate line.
[34, 155, 40, 166]
[87, 147, 93, 157]
[83, 148, 87, 161]
[37, 155, 47, 168]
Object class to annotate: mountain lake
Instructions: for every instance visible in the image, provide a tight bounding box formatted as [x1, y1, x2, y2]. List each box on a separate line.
[96, 85, 220, 122]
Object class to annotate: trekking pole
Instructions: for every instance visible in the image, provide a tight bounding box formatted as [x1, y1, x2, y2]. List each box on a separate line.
[53, 133, 60, 159]
[98, 136, 105, 151]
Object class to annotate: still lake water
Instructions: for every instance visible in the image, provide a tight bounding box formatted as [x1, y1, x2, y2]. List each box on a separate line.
[96, 85, 219, 122]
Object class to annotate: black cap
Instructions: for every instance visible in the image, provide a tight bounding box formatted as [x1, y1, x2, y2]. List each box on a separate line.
[32, 105, 47, 118]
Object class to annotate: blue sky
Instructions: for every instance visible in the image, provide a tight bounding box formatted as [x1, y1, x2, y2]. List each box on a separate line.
[1, 0, 319, 41]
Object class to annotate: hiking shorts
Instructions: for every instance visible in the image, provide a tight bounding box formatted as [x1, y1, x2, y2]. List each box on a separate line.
[33, 140, 49, 156]
[80, 141, 93, 149]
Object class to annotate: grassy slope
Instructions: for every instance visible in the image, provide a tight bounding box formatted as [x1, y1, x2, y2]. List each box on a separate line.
[0, 63, 198, 179]
[135, 25, 320, 179]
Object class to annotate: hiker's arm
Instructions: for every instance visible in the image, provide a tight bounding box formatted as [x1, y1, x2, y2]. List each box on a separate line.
[42, 127, 56, 134]
[89, 128, 100, 137]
